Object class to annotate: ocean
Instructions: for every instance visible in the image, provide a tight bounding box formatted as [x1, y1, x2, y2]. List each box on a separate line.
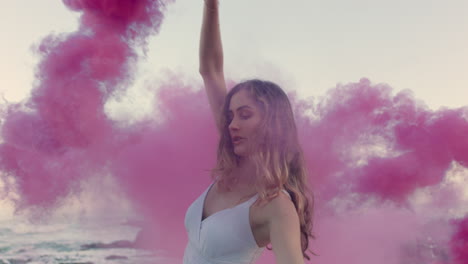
[0, 218, 170, 264]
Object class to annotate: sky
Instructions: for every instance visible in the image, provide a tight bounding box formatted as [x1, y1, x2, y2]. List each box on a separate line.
[2, 0, 468, 111]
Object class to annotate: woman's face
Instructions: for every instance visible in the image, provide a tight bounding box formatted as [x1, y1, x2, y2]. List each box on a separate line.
[227, 89, 264, 157]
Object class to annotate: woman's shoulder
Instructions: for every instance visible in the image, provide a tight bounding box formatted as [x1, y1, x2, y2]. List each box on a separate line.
[255, 191, 297, 224]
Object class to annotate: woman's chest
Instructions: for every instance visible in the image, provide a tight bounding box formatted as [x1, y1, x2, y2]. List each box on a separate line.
[203, 188, 270, 247]
[203, 189, 253, 219]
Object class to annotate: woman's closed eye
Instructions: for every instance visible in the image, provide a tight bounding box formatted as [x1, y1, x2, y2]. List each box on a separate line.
[240, 114, 251, 119]
[227, 113, 251, 121]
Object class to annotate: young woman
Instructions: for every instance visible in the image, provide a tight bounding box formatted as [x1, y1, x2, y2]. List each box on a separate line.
[183, 1, 315, 263]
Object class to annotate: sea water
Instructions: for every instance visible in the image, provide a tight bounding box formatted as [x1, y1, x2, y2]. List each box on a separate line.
[0, 218, 169, 264]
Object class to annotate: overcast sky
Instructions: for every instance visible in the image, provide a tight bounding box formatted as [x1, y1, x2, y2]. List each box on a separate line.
[2, 0, 468, 109]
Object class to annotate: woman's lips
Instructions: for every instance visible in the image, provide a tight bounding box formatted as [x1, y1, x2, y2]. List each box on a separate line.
[233, 138, 245, 145]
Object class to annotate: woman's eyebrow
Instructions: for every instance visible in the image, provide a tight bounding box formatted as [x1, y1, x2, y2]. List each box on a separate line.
[228, 105, 251, 113]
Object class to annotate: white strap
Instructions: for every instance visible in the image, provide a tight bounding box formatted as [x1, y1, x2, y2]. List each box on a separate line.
[281, 189, 291, 200]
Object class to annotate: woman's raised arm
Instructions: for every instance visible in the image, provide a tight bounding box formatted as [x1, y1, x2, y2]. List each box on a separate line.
[200, 0, 227, 133]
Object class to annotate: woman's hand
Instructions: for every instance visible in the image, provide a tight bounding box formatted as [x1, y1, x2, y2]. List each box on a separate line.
[200, 0, 222, 75]
[203, 0, 219, 10]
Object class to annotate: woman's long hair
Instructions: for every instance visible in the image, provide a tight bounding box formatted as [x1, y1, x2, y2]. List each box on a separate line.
[210, 79, 316, 260]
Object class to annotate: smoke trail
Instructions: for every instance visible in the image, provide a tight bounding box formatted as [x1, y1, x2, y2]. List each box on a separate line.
[250, 79, 468, 264]
[0, 0, 179, 253]
[1, 2, 467, 264]
[293, 78, 468, 204]
[450, 216, 468, 264]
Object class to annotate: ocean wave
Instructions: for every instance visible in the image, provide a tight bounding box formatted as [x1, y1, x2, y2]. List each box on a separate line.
[0, 228, 14, 236]
[80, 240, 133, 250]
[33, 241, 76, 252]
[0, 246, 11, 253]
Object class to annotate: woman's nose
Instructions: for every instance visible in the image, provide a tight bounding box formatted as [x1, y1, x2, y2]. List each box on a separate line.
[228, 118, 239, 131]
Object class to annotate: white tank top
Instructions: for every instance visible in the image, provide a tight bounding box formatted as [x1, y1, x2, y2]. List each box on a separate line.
[183, 181, 291, 264]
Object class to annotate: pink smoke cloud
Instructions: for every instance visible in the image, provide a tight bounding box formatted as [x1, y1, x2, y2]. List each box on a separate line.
[0, 0, 172, 222]
[293, 79, 468, 204]
[450, 216, 468, 264]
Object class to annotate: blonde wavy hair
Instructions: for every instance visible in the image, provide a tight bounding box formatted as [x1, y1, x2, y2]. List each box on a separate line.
[210, 79, 316, 260]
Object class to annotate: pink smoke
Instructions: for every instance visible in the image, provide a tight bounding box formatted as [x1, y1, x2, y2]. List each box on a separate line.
[450, 216, 468, 264]
[1, 1, 467, 264]
[293, 79, 468, 204]
[1, 0, 171, 204]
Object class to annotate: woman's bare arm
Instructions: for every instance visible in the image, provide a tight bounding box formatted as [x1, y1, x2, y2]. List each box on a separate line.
[200, 0, 227, 133]
[267, 194, 305, 264]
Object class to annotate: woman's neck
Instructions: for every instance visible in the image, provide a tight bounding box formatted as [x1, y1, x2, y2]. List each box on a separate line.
[230, 157, 257, 189]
